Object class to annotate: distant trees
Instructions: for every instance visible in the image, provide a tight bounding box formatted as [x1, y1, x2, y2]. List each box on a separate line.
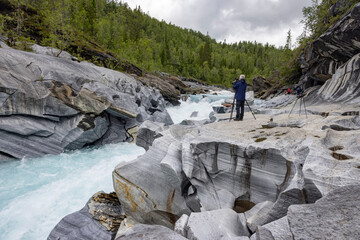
[1, 0, 295, 86]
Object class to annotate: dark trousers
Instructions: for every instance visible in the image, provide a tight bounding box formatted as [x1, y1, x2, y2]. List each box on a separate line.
[235, 100, 245, 120]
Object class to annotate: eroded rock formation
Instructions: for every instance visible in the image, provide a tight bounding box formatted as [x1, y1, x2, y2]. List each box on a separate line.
[112, 113, 360, 239]
[0, 43, 173, 159]
[299, 3, 360, 88]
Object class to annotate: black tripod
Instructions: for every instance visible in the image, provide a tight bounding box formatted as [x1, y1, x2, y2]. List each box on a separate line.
[229, 99, 256, 122]
[288, 94, 308, 118]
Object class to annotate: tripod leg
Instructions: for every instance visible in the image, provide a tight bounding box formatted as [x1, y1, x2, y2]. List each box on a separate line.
[229, 96, 236, 122]
[288, 98, 298, 117]
[299, 98, 302, 116]
[245, 100, 256, 120]
[303, 98, 308, 119]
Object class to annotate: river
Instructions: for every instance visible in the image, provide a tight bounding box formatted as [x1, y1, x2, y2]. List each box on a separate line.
[0, 94, 231, 240]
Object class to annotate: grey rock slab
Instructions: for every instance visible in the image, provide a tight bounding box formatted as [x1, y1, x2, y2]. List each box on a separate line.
[0, 114, 107, 159]
[174, 214, 189, 237]
[185, 208, 250, 240]
[95, 115, 130, 145]
[288, 185, 360, 240]
[30, 44, 78, 61]
[245, 201, 274, 233]
[328, 115, 360, 131]
[64, 115, 109, 150]
[303, 129, 360, 196]
[136, 120, 166, 150]
[115, 224, 187, 240]
[112, 125, 199, 228]
[0, 115, 55, 136]
[256, 216, 293, 240]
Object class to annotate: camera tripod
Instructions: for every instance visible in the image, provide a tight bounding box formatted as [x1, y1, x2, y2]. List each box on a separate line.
[288, 94, 308, 118]
[229, 98, 256, 122]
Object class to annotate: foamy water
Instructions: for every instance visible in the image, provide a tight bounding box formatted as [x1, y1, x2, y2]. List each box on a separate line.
[167, 94, 233, 124]
[0, 144, 145, 240]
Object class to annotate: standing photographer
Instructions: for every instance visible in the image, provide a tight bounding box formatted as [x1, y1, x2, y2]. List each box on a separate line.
[232, 74, 247, 121]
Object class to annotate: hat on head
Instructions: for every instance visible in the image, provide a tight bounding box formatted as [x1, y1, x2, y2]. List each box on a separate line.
[240, 74, 245, 80]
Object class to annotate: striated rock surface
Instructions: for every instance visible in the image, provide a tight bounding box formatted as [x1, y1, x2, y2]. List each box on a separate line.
[113, 112, 360, 238]
[0, 44, 173, 159]
[299, 3, 360, 88]
[112, 125, 198, 228]
[312, 53, 360, 104]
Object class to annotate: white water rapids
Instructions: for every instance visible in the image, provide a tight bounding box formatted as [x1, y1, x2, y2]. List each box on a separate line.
[0, 93, 233, 240]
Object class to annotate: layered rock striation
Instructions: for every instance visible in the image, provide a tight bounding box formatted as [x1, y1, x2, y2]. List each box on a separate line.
[299, 3, 360, 88]
[0, 43, 173, 159]
[112, 111, 360, 238]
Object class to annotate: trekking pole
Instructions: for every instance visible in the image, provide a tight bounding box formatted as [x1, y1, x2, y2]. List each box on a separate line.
[245, 99, 256, 120]
[229, 95, 236, 122]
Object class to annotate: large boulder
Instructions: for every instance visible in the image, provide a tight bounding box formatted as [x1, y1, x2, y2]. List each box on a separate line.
[112, 125, 199, 228]
[174, 209, 250, 239]
[287, 185, 360, 240]
[0, 45, 173, 159]
[48, 192, 124, 240]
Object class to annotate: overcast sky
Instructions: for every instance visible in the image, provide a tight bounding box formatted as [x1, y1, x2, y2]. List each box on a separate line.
[122, 0, 313, 48]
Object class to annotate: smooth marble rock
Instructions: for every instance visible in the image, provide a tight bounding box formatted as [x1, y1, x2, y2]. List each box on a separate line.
[95, 115, 130, 145]
[31, 43, 78, 61]
[182, 209, 250, 240]
[115, 224, 187, 240]
[174, 214, 189, 237]
[112, 125, 199, 228]
[288, 185, 360, 240]
[113, 112, 360, 232]
[314, 53, 360, 104]
[302, 129, 360, 196]
[327, 115, 360, 131]
[256, 216, 292, 240]
[64, 115, 109, 150]
[0, 114, 98, 158]
[136, 120, 166, 150]
[0, 115, 56, 136]
[183, 140, 297, 211]
[257, 94, 296, 109]
[245, 201, 274, 233]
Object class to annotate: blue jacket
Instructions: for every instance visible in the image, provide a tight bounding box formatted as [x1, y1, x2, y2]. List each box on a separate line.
[233, 79, 247, 101]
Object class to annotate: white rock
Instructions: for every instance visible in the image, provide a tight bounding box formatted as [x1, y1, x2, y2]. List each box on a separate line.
[185, 208, 250, 240]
